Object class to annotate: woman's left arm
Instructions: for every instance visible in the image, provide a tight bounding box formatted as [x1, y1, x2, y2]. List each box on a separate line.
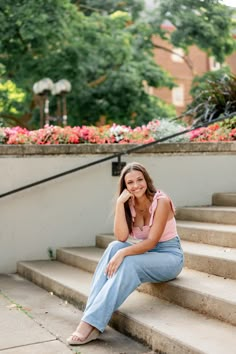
[105, 198, 171, 277]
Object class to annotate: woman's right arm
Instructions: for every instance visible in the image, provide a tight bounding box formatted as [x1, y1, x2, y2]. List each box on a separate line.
[113, 189, 132, 242]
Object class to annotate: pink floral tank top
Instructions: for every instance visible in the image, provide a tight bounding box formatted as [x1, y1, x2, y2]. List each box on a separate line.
[128, 190, 178, 244]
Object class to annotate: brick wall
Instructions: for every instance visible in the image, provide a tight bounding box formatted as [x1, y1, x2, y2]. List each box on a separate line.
[152, 34, 236, 116]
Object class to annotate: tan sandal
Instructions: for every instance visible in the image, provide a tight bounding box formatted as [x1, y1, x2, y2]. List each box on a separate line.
[67, 328, 100, 345]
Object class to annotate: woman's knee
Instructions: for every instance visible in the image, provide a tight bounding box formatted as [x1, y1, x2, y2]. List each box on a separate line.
[104, 241, 127, 259]
[108, 240, 128, 251]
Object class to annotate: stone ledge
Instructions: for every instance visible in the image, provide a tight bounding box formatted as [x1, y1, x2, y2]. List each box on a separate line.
[0, 142, 236, 155]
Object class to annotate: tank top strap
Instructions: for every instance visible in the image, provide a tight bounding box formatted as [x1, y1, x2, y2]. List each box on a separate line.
[149, 190, 175, 226]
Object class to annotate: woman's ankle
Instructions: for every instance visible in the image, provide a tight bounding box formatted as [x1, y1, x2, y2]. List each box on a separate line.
[76, 321, 94, 335]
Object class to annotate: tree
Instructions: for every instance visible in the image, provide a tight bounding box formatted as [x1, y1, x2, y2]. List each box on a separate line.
[155, 0, 235, 64]
[0, 0, 80, 126]
[0, 0, 235, 128]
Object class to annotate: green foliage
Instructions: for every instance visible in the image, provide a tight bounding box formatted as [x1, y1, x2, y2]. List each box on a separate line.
[187, 72, 236, 125]
[190, 66, 232, 98]
[0, 291, 33, 319]
[71, 0, 145, 19]
[157, 0, 236, 63]
[219, 116, 236, 130]
[0, 80, 25, 113]
[0, 0, 235, 128]
[0, 1, 176, 127]
[47, 247, 55, 261]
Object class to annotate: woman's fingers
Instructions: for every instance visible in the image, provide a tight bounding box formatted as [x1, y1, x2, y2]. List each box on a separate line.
[118, 189, 133, 203]
[105, 251, 124, 278]
[105, 260, 119, 277]
[105, 263, 116, 278]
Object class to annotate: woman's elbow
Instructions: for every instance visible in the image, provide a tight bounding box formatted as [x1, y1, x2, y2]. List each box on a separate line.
[114, 230, 129, 242]
[146, 237, 159, 250]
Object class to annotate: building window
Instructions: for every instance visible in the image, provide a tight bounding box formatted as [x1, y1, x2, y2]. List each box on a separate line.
[172, 85, 184, 106]
[142, 80, 154, 95]
[171, 48, 184, 63]
[209, 57, 221, 71]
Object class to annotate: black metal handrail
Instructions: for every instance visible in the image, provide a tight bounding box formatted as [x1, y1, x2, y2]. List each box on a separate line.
[0, 113, 235, 199]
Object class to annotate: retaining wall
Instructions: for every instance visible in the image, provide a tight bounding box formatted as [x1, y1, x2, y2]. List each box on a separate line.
[0, 142, 236, 273]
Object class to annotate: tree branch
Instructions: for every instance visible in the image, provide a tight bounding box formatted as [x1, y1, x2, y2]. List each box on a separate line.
[153, 43, 195, 75]
[88, 74, 107, 88]
[75, 1, 103, 13]
[87, 63, 122, 88]
[0, 113, 28, 127]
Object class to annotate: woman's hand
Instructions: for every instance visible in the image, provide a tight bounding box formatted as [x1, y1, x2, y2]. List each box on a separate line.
[105, 250, 125, 278]
[117, 189, 133, 204]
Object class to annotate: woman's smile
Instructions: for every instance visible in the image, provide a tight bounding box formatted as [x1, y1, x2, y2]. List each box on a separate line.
[124, 170, 147, 196]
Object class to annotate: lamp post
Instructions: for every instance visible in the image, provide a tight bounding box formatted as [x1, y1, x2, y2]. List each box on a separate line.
[33, 78, 54, 127]
[52, 80, 71, 126]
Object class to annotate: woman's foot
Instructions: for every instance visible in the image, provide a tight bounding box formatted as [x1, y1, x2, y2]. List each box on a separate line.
[67, 321, 100, 346]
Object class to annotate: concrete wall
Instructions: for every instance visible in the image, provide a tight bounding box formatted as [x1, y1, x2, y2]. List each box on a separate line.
[0, 142, 236, 273]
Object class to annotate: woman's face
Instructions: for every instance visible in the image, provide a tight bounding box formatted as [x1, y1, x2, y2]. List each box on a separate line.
[124, 170, 147, 198]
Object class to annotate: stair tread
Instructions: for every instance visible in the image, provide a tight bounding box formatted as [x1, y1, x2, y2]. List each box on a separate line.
[182, 240, 236, 261]
[58, 246, 236, 303]
[59, 246, 104, 261]
[213, 193, 236, 198]
[18, 260, 236, 353]
[176, 220, 236, 232]
[177, 206, 236, 212]
[213, 193, 236, 207]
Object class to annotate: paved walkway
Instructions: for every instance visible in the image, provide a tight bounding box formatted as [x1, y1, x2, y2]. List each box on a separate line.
[0, 274, 154, 354]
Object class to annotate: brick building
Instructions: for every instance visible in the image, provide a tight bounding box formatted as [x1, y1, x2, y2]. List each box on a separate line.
[151, 26, 236, 116]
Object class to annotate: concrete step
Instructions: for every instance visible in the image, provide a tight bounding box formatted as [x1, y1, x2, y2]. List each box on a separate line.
[176, 220, 236, 248]
[96, 234, 236, 279]
[96, 233, 114, 249]
[183, 240, 236, 279]
[17, 260, 236, 354]
[176, 206, 236, 225]
[56, 246, 236, 326]
[212, 192, 236, 207]
[56, 246, 104, 273]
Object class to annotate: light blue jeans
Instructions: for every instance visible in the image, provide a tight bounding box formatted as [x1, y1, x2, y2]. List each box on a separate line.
[82, 236, 184, 332]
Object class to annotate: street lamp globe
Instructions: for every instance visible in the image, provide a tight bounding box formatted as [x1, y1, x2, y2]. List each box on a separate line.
[52, 79, 71, 95]
[33, 78, 54, 127]
[33, 78, 54, 95]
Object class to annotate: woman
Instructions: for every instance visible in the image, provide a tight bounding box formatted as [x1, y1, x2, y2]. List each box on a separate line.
[67, 162, 184, 345]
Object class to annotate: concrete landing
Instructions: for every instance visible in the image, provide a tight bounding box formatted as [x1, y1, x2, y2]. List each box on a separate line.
[0, 274, 154, 354]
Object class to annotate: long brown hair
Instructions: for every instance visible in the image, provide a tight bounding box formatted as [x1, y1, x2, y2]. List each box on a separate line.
[118, 162, 156, 233]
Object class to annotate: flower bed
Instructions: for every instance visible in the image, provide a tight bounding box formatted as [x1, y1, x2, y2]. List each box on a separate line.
[0, 119, 235, 145]
[189, 122, 236, 142]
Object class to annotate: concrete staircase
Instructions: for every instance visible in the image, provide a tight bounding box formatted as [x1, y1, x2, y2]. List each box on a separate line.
[17, 192, 236, 354]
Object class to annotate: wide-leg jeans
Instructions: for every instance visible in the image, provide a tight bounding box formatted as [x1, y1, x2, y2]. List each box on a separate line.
[81, 236, 184, 332]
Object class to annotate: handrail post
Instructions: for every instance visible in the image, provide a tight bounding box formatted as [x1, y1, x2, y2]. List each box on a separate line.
[112, 155, 126, 176]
